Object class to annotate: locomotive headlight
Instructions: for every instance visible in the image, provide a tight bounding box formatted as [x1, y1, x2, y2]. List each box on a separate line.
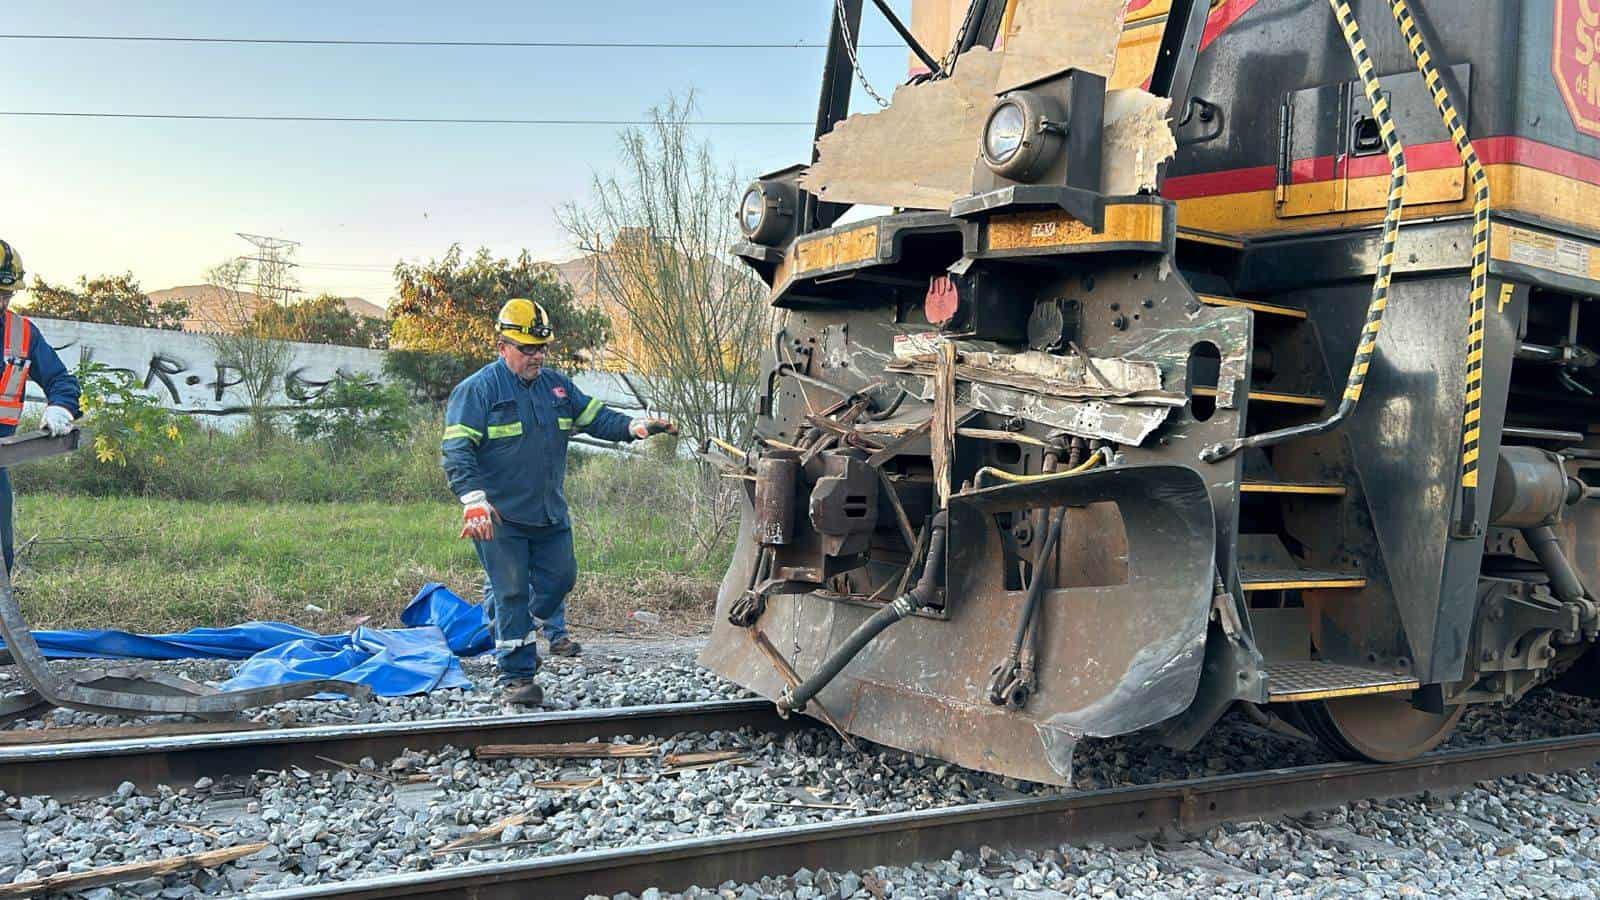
[983, 101, 1026, 164]
[736, 180, 794, 245]
[739, 186, 766, 236]
[979, 90, 1065, 183]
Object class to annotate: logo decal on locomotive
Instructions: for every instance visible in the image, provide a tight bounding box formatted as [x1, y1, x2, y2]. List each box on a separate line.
[1555, 0, 1600, 137]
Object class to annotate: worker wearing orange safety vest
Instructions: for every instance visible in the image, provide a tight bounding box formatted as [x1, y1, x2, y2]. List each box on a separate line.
[0, 240, 81, 571]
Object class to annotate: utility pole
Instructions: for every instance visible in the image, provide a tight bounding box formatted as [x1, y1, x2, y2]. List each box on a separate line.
[235, 233, 301, 307]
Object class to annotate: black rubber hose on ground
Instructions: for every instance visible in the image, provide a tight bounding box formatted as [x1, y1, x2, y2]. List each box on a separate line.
[777, 513, 949, 713]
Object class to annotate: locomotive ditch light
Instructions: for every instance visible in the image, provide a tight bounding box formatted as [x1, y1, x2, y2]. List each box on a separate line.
[738, 180, 794, 245]
[980, 90, 1065, 183]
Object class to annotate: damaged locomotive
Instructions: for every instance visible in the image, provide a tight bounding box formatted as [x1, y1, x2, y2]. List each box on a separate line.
[700, 0, 1600, 784]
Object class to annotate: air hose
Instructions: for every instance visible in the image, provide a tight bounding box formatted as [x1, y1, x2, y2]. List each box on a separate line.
[1201, 0, 1406, 464]
[1385, 0, 1492, 537]
[777, 512, 948, 713]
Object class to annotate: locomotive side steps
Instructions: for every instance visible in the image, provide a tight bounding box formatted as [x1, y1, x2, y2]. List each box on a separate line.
[1262, 660, 1420, 702]
[1239, 568, 1368, 592]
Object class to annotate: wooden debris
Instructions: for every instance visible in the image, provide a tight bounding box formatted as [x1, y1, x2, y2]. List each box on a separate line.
[749, 630, 861, 753]
[435, 812, 532, 855]
[473, 741, 657, 760]
[0, 720, 274, 746]
[661, 749, 744, 768]
[930, 341, 957, 507]
[314, 754, 403, 785]
[995, 0, 1128, 90]
[0, 843, 266, 898]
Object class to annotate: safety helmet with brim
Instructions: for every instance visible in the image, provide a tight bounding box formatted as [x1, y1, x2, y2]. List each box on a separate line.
[497, 297, 553, 346]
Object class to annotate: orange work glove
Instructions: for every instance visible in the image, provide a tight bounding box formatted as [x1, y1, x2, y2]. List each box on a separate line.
[629, 417, 679, 440]
[459, 490, 500, 541]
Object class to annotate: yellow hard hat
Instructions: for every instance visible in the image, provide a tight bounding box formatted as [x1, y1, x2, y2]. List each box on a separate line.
[496, 297, 553, 345]
[0, 240, 23, 292]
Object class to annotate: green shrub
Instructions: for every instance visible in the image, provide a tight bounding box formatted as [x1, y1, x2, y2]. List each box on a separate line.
[73, 360, 195, 491]
[291, 379, 411, 451]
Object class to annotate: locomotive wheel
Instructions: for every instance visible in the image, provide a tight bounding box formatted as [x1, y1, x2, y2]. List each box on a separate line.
[1295, 694, 1464, 763]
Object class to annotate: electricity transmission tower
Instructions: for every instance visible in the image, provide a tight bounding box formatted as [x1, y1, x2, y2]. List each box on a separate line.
[236, 233, 301, 306]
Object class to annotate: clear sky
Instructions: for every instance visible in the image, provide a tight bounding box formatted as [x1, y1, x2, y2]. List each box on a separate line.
[2, 1, 917, 304]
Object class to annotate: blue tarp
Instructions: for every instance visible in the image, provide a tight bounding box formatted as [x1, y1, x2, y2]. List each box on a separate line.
[0, 583, 492, 697]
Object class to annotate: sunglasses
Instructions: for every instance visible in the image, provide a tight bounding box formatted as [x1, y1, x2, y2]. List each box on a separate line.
[508, 341, 545, 356]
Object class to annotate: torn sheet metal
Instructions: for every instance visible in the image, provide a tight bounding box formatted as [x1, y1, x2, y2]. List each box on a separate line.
[963, 380, 1172, 445]
[889, 346, 1172, 401]
[1102, 89, 1177, 195]
[799, 48, 1004, 210]
[995, 0, 1130, 92]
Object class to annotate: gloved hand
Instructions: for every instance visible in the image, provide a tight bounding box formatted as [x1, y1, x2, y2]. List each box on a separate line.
[459, 490, 500, 541]
[40, 405, 74, 437]
[629, 417, 678, 440]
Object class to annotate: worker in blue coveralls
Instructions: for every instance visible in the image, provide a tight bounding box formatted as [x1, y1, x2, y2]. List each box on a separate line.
[0, 240, 81, 573]
[440, 298, 676, 706]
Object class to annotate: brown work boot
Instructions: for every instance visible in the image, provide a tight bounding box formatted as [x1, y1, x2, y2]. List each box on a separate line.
[502, 679, 544, 706]
[548, 637, 582, 657]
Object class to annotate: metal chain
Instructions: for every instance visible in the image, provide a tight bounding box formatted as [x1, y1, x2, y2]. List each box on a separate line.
[835, 0, 891, 108]
[938, 0, 982, 78]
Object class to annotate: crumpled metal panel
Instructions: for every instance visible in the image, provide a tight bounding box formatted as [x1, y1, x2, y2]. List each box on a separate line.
[702, 464, 1216, 784]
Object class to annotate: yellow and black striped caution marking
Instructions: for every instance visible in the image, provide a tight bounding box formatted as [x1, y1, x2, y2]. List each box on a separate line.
[1195, 1, 1406, 467]
[1331, 0, 1405, 407]
[1389, 0, 1489, 535]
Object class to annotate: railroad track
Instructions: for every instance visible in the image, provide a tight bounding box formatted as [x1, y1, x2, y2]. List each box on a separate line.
[246, 731, 1600, 899]
[0, 698, 793, 801]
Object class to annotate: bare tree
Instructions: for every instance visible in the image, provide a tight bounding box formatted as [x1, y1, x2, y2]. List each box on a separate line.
[559, 94, 771, 449]
[204, 258, 293, 441]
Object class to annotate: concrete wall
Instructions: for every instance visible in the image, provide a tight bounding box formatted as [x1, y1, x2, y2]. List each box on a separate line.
[25, 317, 651, 434]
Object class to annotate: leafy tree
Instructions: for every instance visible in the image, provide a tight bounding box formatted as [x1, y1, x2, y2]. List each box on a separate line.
[25, 273, 189, 330]
[389, 245, 609, 369]
[252, 293, 389, 349]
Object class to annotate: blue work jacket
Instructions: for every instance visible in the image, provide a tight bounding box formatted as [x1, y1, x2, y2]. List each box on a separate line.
[441, 360, 634, 528]
[0, 311, 81, 438]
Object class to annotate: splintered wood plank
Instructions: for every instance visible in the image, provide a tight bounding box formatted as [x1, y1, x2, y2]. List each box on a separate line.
[0, 843, 267, 898]
[473, 741, 656, 760]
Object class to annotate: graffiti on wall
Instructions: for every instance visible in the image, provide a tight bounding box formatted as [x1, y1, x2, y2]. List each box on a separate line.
[26, 317, 389, 420]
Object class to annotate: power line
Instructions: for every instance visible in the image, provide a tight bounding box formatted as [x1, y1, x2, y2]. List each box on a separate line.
[0, 33, 901, 49]
[0, 111, 813, 125]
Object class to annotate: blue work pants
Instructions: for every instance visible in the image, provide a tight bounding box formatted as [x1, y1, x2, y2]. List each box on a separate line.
[473, 521, 577, 680]
[480, 582, 569, 644]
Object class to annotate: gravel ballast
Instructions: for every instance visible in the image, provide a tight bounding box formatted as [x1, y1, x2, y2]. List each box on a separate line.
[652, 767, 1600, 899]
[6, 639, 1600, 896]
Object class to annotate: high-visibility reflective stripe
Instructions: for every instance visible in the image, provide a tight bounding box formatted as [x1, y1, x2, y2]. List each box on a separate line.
[442, 424, 482, 444]
[0, 312, 31, 425]
[487, 422, 523, 439]
[574, 397, 604, 428]
[557, 417, 573, 431]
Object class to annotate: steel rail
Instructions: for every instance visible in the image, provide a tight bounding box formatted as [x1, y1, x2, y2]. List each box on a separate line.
[254, 731, 1600, 899]
[0, 698, 791, 801]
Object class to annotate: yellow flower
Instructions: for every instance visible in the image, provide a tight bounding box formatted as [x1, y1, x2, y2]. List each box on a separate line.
[164, 424, 180, 441]
[93, 436, 118, 463]
[152, 454, 165, 465]
[132, 421, 144, 434]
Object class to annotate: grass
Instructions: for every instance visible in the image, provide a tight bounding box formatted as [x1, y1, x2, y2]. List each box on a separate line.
[11, 448, 736, 636]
